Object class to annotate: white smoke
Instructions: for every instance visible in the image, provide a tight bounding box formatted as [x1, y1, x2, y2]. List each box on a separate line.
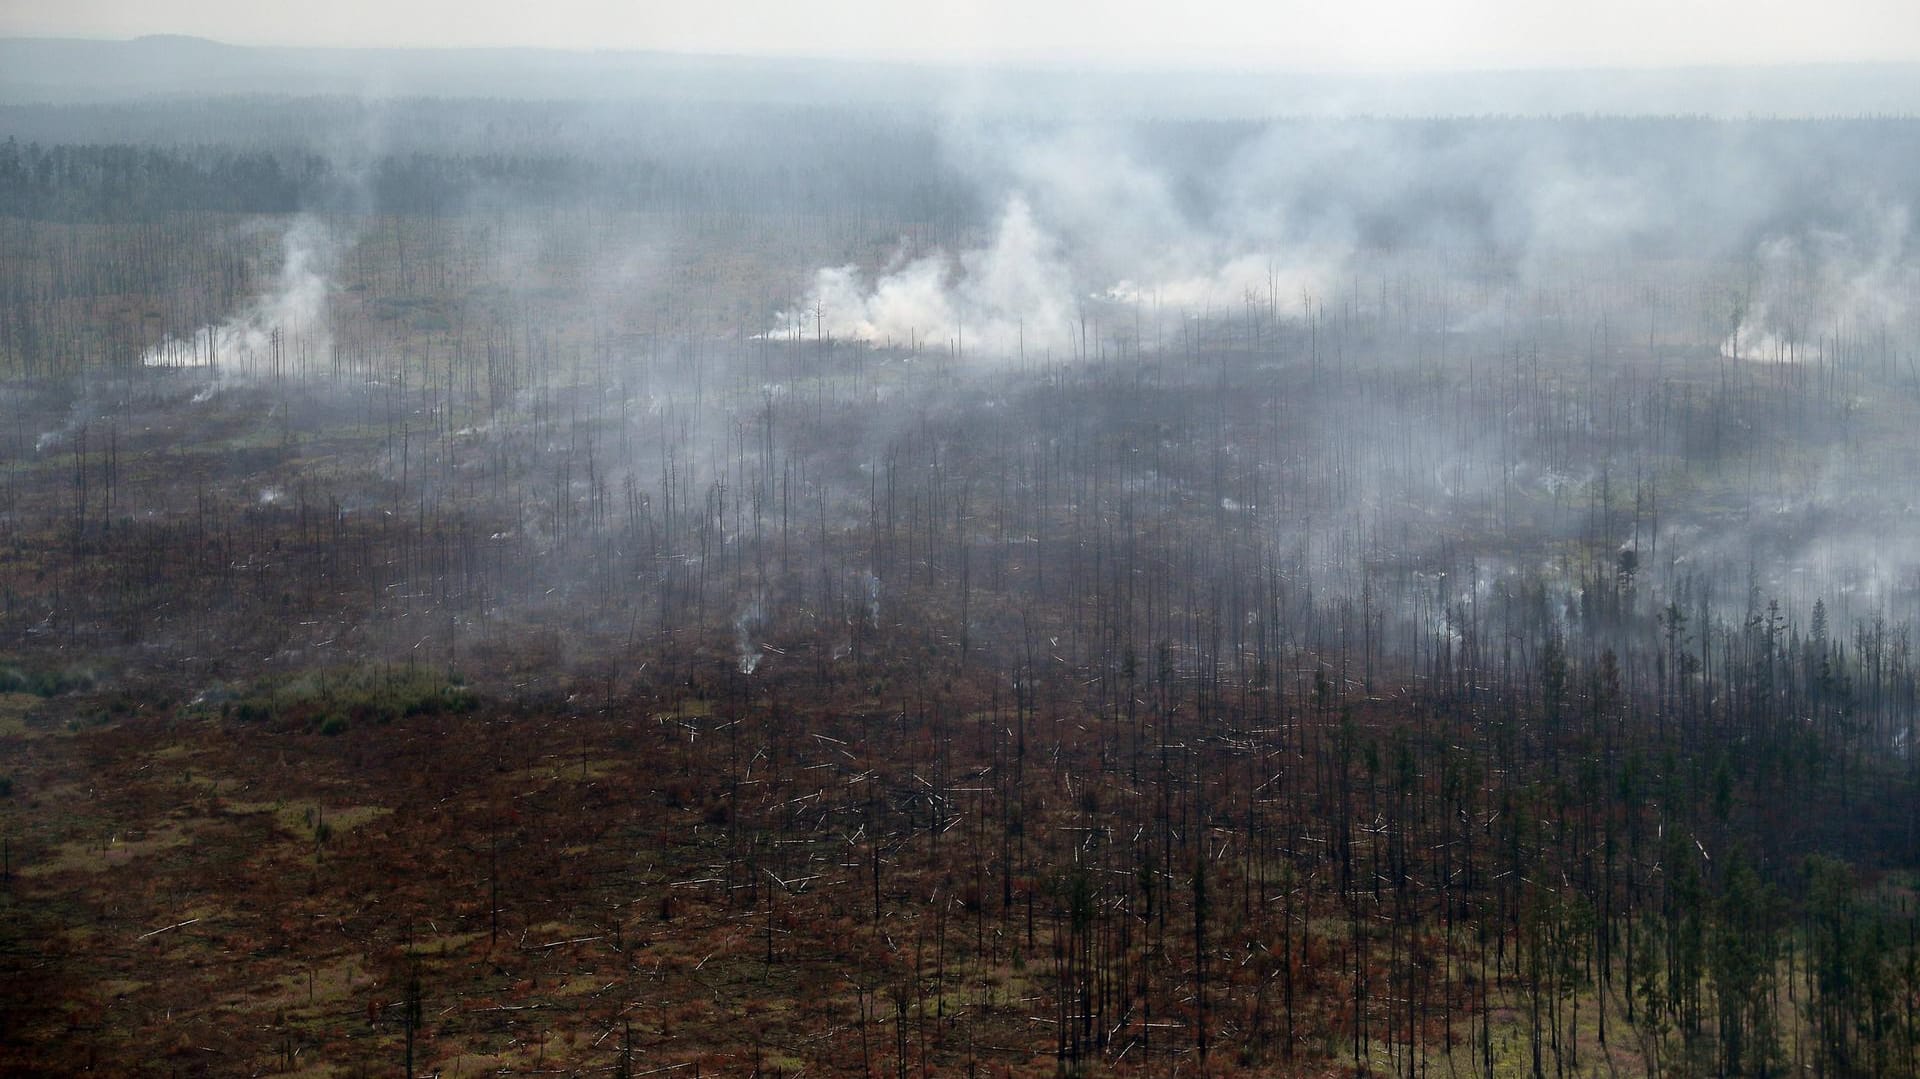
[140, 216, 337, 374]
[776, 195, 1076, 357]
[773, 119, 1362, 363]
[1104, 254, 1330, 313]
[1722, 204, 1916, 364]
[776, 193, 1341, 361]
[735, 594, 767, 675]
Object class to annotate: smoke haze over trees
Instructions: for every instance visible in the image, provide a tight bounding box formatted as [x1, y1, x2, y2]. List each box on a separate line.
[7, 33, 1920, 1078]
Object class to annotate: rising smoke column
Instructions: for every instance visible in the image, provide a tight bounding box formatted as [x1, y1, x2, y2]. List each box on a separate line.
[774, 117, 1366, 362]
[777, 195, 1077, 358]
[1723, 203, 1916, 364]
[141, 216, 337, 375]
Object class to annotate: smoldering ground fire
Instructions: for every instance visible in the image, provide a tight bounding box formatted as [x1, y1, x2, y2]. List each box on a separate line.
[8, 36, 1920, 1079]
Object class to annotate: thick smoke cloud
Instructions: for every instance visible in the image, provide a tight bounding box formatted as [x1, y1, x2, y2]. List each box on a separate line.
[777, 196, 1076, 356]
[773, 115, 1920, 362]
[776, 123, 1351, 359]
[1724, 202, 1917, 364]
[139, 215, 338, 376]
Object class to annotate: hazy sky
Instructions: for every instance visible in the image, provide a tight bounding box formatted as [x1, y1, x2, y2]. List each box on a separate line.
[4, 0, 1920, 70]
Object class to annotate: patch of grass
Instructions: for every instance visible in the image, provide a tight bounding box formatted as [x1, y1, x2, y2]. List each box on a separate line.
[0, 693, 39, 736]
[22, 821, 194, 877]
[255, 956, 375, 1012]
[1428, 982, 1652, 1079]
[225, 800, 392, 845]
[760, 1050, 808, 1075]
[409, 931, 484, 958]
[0, 660, 97, 698]
[218, 665, 477, 732]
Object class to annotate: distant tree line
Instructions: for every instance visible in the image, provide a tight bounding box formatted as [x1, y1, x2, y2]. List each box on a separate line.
[0, 140, 320, 219]
[0, 133, 980, 224]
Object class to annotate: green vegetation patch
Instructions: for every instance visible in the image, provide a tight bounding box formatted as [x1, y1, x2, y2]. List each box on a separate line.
[214, 665, 477, 733]
[21, 820, 195, 877]
[0, 693, 36, 737]
[0, 659, 98, 698]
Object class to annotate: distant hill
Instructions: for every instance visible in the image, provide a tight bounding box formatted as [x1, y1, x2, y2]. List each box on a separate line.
[0, 35, 944, 110]
[4, 35, 1920, 117]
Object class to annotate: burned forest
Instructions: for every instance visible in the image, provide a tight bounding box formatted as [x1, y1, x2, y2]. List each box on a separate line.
[6, 39, 1920, 1078]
